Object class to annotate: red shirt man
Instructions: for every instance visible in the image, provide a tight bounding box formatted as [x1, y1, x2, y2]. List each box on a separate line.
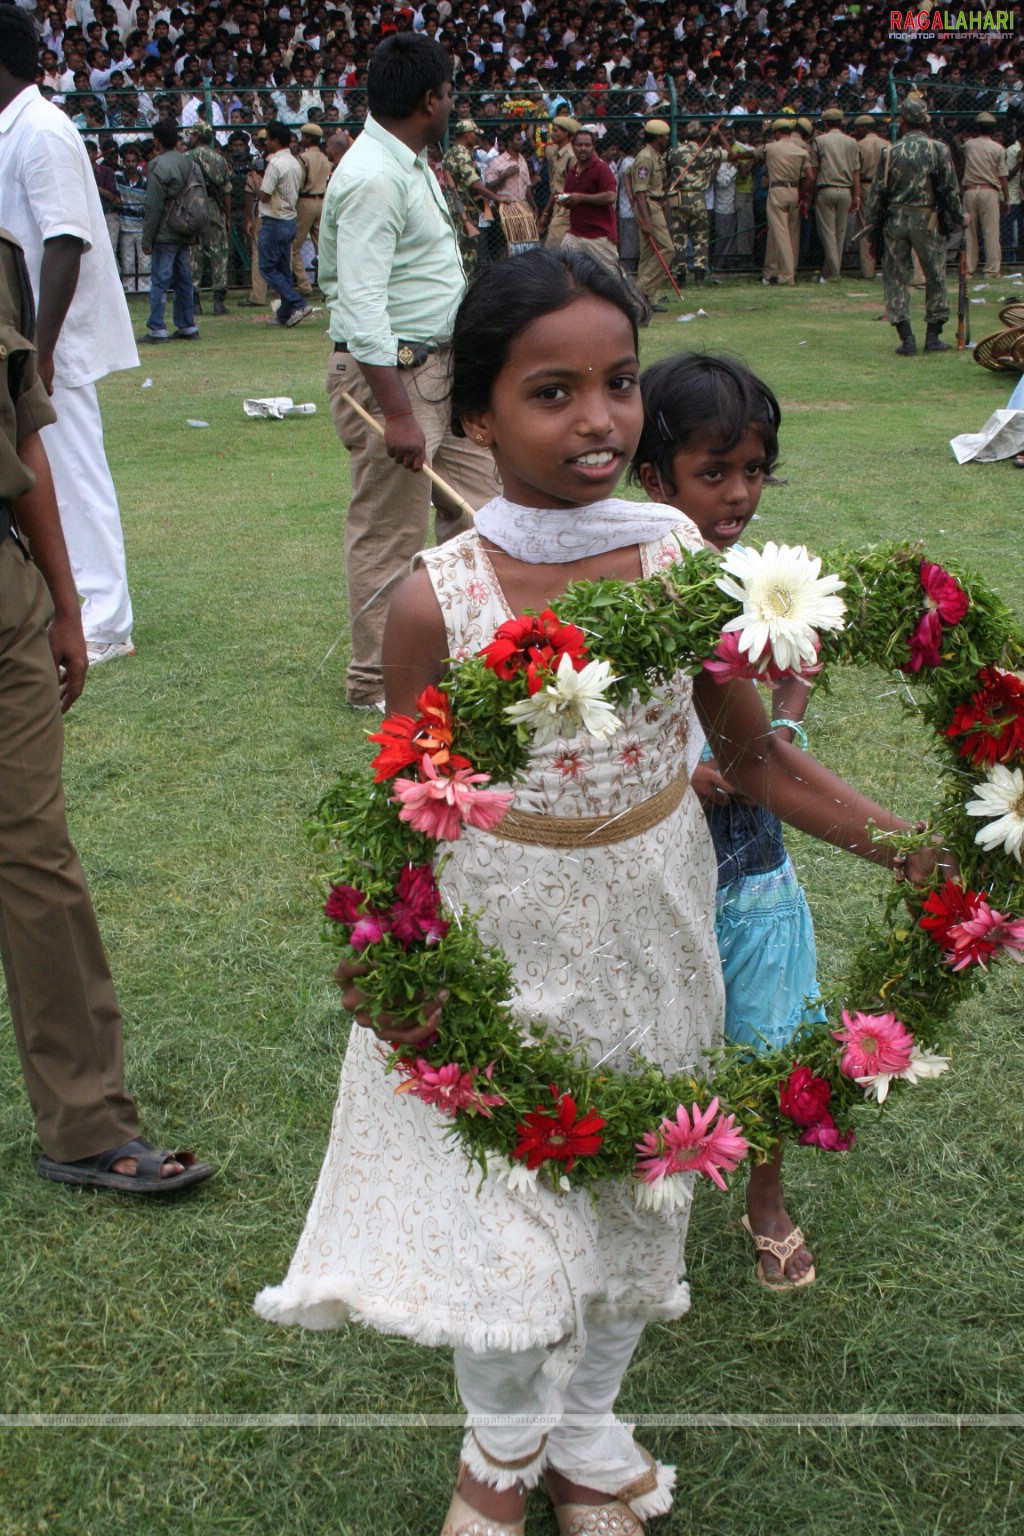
[563, 130, 617, 244]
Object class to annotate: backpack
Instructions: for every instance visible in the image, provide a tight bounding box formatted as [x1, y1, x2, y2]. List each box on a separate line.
[165, 161, 209, 239]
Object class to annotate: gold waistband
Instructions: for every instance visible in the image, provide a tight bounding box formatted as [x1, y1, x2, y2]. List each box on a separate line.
[489, 766, 690, 849]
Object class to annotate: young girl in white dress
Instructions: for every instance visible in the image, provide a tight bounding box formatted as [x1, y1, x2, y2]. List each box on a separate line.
[256, 250, 943, 1536]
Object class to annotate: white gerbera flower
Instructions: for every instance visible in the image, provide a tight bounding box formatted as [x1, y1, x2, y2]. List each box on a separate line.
[486, 1155, 570, 1196]
[899, 1045, 950, 1084]
[505, 653, 622, 747]
[715, 541, 846, 674]
[965, 764, 1024, 863]
[858, 1044, 950, 1102]
[632, 1174, 693, 1214]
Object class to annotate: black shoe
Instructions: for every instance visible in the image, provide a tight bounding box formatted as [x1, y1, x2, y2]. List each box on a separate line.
[894, 319, 917, 356]
[213, 292, 229, 315]
[924, 323, 951, 353]
[171, 329, 201, 341]
[139, 332, 169, 344]
[193, 295, 203, 315]
[650, 302, 668, 312]
[236, 298, 263, 308]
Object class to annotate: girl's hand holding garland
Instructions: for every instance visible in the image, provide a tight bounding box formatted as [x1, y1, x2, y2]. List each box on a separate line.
[315, 541, 1024, 1203]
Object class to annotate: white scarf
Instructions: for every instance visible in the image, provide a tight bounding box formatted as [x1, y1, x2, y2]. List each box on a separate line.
[473, 495, 687, 564]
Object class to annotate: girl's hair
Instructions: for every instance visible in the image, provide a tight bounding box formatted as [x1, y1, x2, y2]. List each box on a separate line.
[630, 353, 781, 488]
[450, 248, 639, 436]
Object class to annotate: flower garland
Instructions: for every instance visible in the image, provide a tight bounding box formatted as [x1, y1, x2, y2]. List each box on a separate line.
[312, 541, 1024, 1207]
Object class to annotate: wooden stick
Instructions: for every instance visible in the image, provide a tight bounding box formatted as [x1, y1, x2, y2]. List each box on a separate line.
[667, 118, 725, 196]
[644, 228, 685, 300]
[339, 389, 477, 521]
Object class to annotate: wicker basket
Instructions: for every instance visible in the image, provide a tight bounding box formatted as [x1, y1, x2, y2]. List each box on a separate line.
[998, 302, 1024, 328]
[973, 327, 1024, 371]
[500, 200, 539, 255]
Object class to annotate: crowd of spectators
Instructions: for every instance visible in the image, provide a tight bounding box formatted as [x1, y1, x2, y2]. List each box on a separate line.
[12, 0, 1024, 284]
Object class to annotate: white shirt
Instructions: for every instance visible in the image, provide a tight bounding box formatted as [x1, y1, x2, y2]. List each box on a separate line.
[0, 86, 137, 387]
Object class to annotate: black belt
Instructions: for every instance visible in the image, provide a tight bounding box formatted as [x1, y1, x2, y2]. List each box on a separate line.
[300, 193, 325, 199]
[334, 339, 440, 369]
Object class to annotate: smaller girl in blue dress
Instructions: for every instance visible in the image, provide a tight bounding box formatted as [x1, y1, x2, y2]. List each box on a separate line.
[633, 353, 823, 1290]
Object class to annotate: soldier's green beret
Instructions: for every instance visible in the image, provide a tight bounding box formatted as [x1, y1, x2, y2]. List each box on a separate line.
[899, 99, 930, 127]
[192, 121, 213, 141]
[684, 122, 704, 140]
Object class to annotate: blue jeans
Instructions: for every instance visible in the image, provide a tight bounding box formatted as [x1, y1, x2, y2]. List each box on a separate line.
[258, 216, 303, 322]
[147, 243, 196, 336]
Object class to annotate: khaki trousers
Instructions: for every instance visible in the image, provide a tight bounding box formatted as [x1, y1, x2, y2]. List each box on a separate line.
[964, 186, 1001, 276]
[544, 203, 571, 249]
[814, 186, 852, 279]
[636, 205, 673, 299]
[291, 195, 322, 297]
[249, 211, 268, 304]
[764, 186, 800, 284]
[327, 349, 499, 706]
[561, 233, 621, 274]
[0, 537, 140, 1162]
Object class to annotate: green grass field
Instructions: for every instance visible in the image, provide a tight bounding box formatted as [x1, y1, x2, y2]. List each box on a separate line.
[1, 275, 1023, 1536]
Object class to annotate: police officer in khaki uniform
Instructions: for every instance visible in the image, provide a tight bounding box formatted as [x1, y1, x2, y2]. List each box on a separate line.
[748, 119, 811, 285]
[291, 120, 332, 299]
[631, 118, 673, 307]
[963, 111, 1010, 277]
[539, 115, 578, 249]
[854, 115, 888, 277]
[0, 226, 212, 1194]
[809, 106, 861, 280]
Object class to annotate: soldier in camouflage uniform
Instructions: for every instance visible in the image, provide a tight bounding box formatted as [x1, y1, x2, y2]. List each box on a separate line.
[665, 121, 731, 285]
[442, 119, 488, 280]
[864, 99, 964, 356]
[187, 122, 231, 315]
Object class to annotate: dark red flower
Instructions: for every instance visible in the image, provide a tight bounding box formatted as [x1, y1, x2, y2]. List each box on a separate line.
[902, 608, 943, 673]
[512, 1085, 606, 1172]
[944, 667, 1024, 769]
[798, 1113, 856, 1152]
[478, 610, 589, 695]
[778, 1064, 832, 1128]
[389, 863, 449, 948]
[324, 883, 367, 924]
[920, 560, 969, 626]
[369, 685, 470, 782]
[920, 878, 980, 950]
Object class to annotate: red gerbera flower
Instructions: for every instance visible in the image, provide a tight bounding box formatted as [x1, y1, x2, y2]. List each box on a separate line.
[512, 1085, 606, 1171]
[920, 560, 969, 626]
[944, 667, 1024, 769]
[921, 877, 1024, 971]
[369, 685, 471, 782]
[478, 610, 589, 695]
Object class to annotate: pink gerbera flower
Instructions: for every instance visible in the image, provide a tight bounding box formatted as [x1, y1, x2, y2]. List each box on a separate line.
[634, 1097, 750, 1192]
[391, 753, 514, 841]
[833, 1009, 914, 1080]
[798, 1113, 856, 1152]
[946, 900, 1024, 971]
[394, 1057, 505, 1118]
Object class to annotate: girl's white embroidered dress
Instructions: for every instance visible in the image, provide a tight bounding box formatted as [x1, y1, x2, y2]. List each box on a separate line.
[256, 515, 724, 1352]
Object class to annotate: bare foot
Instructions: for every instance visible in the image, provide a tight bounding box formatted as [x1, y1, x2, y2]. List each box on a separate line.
[745, 1148, 814, 1285]
[111, 1153, 185, 1178]
[454, 1468, 527, 1527]
[545, 1465, 611, 1507]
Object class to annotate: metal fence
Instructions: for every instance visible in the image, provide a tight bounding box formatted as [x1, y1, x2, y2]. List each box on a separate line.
[66, 73, 1024, 282]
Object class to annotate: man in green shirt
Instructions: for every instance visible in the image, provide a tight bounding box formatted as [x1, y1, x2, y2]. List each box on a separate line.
[321, 34, 496, 710]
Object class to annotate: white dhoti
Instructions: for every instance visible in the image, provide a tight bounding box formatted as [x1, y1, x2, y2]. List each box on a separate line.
[42, 381, 134, 646]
